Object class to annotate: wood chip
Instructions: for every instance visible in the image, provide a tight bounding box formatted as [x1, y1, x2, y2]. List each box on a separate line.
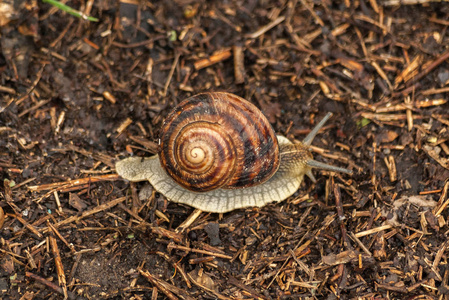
[194, 49, 232, 70]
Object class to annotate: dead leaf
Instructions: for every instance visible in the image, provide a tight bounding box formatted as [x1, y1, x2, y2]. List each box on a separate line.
[0, 0, 16, 27]
[407, 195, 438, 208]
[385, 195, 437, 226]
[376, 130, 399, 144]
[188, 269, 216, 291]
[1, 255, 14, 274]
[423, 144, 449, 169]
[322, 250, 358, 265]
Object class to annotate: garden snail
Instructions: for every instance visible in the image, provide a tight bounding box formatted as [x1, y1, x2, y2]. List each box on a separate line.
[116, 92, 352, 213]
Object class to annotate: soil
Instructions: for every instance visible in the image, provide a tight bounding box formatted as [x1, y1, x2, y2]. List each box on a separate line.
[1, 0, 449, 299]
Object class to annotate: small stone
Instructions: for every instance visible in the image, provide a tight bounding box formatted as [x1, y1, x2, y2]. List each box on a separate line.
[204, 223, 221, 246]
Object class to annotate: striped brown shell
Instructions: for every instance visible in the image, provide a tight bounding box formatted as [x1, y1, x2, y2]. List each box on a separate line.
[158, 92, 280, 192]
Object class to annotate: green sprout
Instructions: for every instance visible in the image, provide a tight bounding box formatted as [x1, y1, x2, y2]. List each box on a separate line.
[42, 0, 99, 22]
[356, 117, 371, 128]
[168, 30, 177, 42]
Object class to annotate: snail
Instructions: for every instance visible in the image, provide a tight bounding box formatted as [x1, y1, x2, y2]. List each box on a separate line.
[116, 92, 352, 213]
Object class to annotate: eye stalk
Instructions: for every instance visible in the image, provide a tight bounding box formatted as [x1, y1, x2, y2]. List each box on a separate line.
[302, 112, 333, 146]
[301, 112, 353, 182]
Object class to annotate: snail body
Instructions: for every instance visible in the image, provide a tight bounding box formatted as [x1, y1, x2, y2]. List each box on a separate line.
[116, 92, 352, 213]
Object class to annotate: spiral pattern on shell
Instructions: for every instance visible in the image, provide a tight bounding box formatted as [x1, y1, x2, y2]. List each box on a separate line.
[158, 92, 280, 192]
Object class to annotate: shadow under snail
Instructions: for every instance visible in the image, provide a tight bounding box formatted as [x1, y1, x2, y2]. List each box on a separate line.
[116, 92, 352, 213]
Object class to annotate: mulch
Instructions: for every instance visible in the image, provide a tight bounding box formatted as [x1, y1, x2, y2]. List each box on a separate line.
[1, 0, 449, 299]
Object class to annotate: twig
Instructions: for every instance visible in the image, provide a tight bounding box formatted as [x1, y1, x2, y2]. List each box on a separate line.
[26, 272, 82, 300]
[334, 184, 352, 250]
[175, 209, 203, 233]
[28, 174, 119, 191]
[163, 52, 180, 96]
[139, 269, 196, 300]
[194, 49, 232, 70]
[245, 16, 285, 39]
[233, 45, 245, 84]
[50, 235, 68, 299]
[433, 181, 449, 216]
[354, 225, 393, 238]
[167, 243, 232, 260]
[406, 49, 449, 87]
[18, 99, 52, 117]
[54, 196, 127, 227]
[382, 0, 449, 5]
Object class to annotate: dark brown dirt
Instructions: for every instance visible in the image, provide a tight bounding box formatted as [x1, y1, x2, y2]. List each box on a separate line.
[1, 0, 449, 299]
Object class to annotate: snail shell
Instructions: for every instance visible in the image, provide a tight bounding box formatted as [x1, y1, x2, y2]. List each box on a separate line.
[158, 93, 280, 192]
[116, 92, 352, 213]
